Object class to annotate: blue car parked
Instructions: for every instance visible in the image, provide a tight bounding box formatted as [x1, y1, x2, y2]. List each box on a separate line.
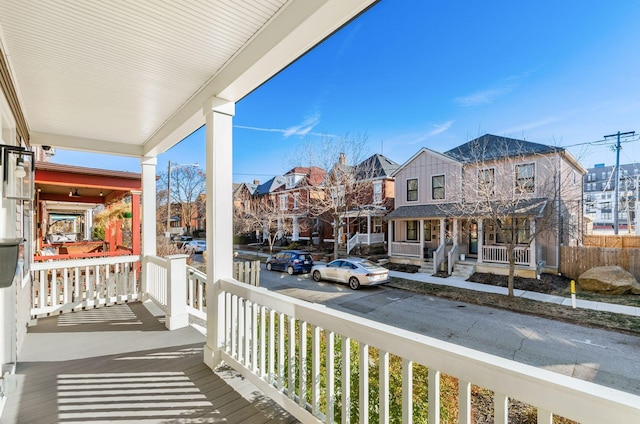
[266, 250, 314, 275]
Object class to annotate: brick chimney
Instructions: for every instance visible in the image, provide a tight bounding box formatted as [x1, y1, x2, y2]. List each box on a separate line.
[253, 179, 260, 185]
[339, 153, 346, 165]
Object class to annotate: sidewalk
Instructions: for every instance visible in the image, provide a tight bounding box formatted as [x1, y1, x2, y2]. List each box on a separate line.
[388, 269, 640, 317]
[234, 249, 640, 318]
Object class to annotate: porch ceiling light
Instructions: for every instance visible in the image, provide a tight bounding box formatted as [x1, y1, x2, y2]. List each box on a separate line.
[1, 145, 34, 201]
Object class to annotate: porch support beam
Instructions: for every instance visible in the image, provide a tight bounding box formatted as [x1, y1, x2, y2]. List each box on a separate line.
[204, 97, 235, 370]
[388, 220, 394, 256]
[453, 218, 458, 245]
[530, 218, 536, 269]
[439, 218, 445, 247]
[419, 219, 425, 260]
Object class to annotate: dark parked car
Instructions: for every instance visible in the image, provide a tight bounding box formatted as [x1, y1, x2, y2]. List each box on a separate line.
[266, 250, 314, 275]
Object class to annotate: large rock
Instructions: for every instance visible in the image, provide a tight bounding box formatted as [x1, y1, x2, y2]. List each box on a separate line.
[578, 266, 640, 295]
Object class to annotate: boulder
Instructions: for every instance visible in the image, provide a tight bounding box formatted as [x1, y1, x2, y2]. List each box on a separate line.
[577, 266, 640, 295]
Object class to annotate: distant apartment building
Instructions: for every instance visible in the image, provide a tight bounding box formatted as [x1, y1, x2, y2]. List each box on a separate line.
[583, 163, 640, 233]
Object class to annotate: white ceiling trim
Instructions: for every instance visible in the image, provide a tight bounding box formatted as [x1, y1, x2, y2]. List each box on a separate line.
[31, 132, 144, 157]
[142, 0, 378, 157]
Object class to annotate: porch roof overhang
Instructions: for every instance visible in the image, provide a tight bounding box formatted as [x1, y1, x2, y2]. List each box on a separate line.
[35, 162, 141, 206]
[387, 198, 548, 220]
[0, 0, 378, 157]
[343, 205, 388, 219]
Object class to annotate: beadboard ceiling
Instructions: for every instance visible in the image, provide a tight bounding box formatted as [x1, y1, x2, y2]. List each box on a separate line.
[0, 0, 376, 157]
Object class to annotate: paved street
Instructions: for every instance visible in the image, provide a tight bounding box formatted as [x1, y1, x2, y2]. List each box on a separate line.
[259, 265, 640, 396]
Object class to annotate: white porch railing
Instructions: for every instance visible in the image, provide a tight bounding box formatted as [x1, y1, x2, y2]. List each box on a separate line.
[187, 265, 207, 321]
[389, 241, 421, 257]
[482, 245, 530, 266]
[145, 255, 169, 312]
[346, 232, 385, 254]
[433, 243, 445, 274]
[447, 244, 459, 275]
[211, 277, 640, 423]
[30, 255, 140, 317]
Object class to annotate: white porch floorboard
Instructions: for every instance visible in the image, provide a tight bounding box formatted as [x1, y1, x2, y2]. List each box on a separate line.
[2, 302, 298, 424]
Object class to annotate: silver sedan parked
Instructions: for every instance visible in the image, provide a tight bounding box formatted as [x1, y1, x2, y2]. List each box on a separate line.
[311, 258, 389, 290]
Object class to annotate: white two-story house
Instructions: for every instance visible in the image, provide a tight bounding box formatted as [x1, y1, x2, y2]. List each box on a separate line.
[387, 134, 585, 277]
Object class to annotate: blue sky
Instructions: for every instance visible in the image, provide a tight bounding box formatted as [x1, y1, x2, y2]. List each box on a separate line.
[54, 0, 640, 181]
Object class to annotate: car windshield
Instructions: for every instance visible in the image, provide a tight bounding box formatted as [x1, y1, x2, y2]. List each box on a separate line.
[357, 260, 380, 269]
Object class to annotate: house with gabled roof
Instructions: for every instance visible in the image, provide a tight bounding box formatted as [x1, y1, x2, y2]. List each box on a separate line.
[387, 134, 585, 277]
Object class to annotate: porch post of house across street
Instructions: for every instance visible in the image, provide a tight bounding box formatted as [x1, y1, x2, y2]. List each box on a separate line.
[388, 220, 394, 256]
[131, 191, 141, 256]
[453, 218, 458, 245]
[419, 219, 425, 260]
[477, 219, 484, 264]
[367, 214, 371, 244]
[292, 216, 299, 241]
[203, 97, 235, 370]
[140, 156, 157, 299]
[439, 218, 445, 247]
[530, 218, 536, 269]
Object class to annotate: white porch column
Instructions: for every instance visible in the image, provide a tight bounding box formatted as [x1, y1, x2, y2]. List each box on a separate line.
[140, 156, 157, 299]
[530, 218, 536, 269]
[277, 217, 283, 240]
[204, 97, 235, 370]
[367, 214, 371, 244]
[84, 209, 93, 240]
[388, 220, 394, 255]
[439, 218, 445, 247]
[292, 216, 299, 241]
[419, 219, 425, 260]
[477, 219, 484, 264]
[453, 218, 458, 245]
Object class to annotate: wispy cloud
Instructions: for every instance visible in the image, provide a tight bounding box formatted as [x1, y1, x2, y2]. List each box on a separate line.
[454, 86, 514, 107]
[499, 116, 560, 135]
[426, 120, 454, 137]
[454, 70, 536, 107]
[235, 114, 333, 138]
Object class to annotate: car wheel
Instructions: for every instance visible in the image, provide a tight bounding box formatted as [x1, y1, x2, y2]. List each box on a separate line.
[348, 277, 360, 290]
[312, 270, 322, 282]
[287, 266, 294, 275]
[266, 263, 272, 271]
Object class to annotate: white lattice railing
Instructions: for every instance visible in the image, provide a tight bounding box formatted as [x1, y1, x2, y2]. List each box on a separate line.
[212, 277, 640, 424]
[389, 241, 421, 257]
[482, 245, 530, 266]
[30, 255, 140, 317]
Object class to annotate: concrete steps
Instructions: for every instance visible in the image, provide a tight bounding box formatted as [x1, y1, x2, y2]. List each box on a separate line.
[451, 261, 476, 279]
[418, 259, 434, 273]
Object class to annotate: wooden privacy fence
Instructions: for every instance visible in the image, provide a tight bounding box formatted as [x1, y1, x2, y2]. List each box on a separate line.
[233, 260, 260, 286]
[560, 246, 640, 282]
[584, 235, 640, 248]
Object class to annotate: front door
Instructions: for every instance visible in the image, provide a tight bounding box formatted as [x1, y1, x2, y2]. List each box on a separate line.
[469, 221, 478, 255]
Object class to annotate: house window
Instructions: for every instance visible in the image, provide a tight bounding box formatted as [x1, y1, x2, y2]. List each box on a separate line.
[432, 175, 445, 200]
[279, 194, 287, 210]
[407, 178, 418, 202]
[495, 218, 530, 244]
[515, 163, 535, 193]
[373, 180, 383, 204]
[406, 220, 418, 241]
[331, 186, 345, 206]
[293, 193, 299, 210]
[478, 168, 495, 194]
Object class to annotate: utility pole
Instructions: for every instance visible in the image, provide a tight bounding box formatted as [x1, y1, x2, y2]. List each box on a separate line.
[604, 131, 635, 235]
[166, 160, 172, 238]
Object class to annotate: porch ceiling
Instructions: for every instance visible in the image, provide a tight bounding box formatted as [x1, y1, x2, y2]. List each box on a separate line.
[0, 0, 377, 157]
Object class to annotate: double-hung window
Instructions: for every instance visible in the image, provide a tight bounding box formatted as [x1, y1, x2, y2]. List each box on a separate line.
[373, 180, 383, 204]
[406, 220, 418, 241]
[279, 194, 287, 210]
[407, 178, 418, 201]
[432, 175, 445, 200]
[515, 163, 535, 194]
[478, 168, 494, 195]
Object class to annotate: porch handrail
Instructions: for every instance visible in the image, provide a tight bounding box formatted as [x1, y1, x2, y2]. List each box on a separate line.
[30, 255, 140, 317]
[483, 245, 530, 266]
[447, 243, 459, 275]
[389, 241, 421, 257]
[433, 243, 445, 274]
[145, 255, 169, 312]
[212, 276, 640, 423]
[346, 232, 359, 254]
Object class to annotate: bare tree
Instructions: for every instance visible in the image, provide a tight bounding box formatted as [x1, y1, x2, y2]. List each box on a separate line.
[445, 137, 582, 296]
[157, 166, 206, 236]
[234, 194, 298, 255]
[291, 133, 377, 258]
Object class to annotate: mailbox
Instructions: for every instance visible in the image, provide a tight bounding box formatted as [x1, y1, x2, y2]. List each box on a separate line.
[0, 238, 22, 288]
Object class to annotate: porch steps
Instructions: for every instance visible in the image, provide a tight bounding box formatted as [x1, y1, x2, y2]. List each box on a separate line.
[418, 259, 434, 274]
[451, 261, 476, 279]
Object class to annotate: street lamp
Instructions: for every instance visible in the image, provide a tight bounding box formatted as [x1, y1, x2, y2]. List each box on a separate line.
[166, 161, 199, 238]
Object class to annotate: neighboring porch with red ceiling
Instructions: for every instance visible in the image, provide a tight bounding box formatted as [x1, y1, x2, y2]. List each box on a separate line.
[34, 162, 142, 260]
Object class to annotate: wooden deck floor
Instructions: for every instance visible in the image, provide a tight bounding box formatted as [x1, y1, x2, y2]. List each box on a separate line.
[1, 302, 298, 424]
